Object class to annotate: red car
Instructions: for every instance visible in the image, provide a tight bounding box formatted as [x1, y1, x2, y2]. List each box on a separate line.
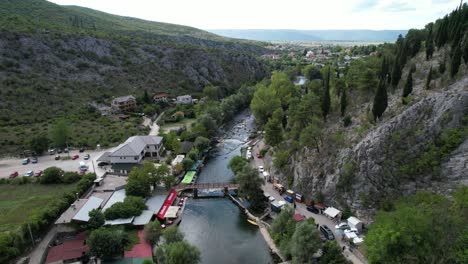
[71, 155, 79, 160]
[9, 171, 18, 178]
[256, 153, 262, 158]
[34, 170, 43, 177]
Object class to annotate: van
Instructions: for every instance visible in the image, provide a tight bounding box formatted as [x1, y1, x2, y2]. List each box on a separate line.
[320, 225, 335, 240]
[79, 161, 88, 172]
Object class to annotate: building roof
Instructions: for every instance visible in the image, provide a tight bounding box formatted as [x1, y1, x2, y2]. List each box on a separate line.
[124, 230, 153, 258]
[181, 171, 196, 184]
[347, 216, 363, 227]
[72, 196, 103, 222]
[45, 234, 88, 264]
[176, 95, 192, 100]
[153, 92, 168, 99]
[105, 217, 134, 226]
[344, 230, 358, 239]
[171, 155, 185, 167]
[132, 210, 154, 226]
[324, 207, 341, 218]
[110, 136, 163, 157]
[102, 189, 126, 211]
[113, 95, 136, 103]
[96, 151, 111, 162]
[55, 199, 89, 224]
[165, 206, 180, 218]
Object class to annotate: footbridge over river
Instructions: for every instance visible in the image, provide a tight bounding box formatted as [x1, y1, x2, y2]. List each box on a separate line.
[174, 182, 239, 192]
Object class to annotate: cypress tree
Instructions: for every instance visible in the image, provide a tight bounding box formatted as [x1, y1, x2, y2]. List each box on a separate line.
[426, 24, 435, 60]
[372, 79, 388, 121]
[391, 59, 402, 88]
[425, 66, 433, 90]
[463, 35, 468, 64]
[321, 68, 331, 121]
[340, 87, 347, 117]
[402, 70, 413, 102]
[450, 43, 462, 77]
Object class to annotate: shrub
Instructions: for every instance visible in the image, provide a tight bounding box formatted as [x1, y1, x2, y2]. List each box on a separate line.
[343, 115, 352, 127]
[62, 171, 80, 184]
[40, 166, 64, 184]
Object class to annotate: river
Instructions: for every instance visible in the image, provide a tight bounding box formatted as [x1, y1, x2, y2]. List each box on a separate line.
[178, 110, 273, 264]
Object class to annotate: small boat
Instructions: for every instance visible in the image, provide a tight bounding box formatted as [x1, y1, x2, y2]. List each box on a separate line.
[247, 219, 258, 226]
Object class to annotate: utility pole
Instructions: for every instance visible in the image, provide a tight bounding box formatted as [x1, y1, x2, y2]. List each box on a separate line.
[91, 159, 96, 174]
[28, 223, 35, 246]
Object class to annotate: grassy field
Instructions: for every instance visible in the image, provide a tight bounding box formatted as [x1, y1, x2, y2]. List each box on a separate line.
[160, 118, 197, 134]
[0, 183, 77, 232]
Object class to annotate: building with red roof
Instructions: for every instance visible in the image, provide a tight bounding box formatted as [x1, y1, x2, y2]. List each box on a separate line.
[45, 232, 88, 264]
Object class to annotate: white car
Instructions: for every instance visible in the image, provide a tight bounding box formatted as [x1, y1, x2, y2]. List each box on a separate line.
[258, 166, 264, 173]
[335, 222, 350, 230]
[24, 170, 34, 177]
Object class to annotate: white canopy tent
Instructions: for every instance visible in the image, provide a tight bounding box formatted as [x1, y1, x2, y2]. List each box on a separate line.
[324, 207, 341, 219]
[347, 216, 364, 232]
[165, 206, 180, 219]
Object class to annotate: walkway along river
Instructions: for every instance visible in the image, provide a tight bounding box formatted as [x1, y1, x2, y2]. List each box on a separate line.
[178, 110, 274, 264]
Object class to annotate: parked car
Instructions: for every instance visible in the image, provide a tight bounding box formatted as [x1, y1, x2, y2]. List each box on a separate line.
[84, 154, 90, 160]
[9, 171, 19, 178]
[71, 155, 79, 160]
[258, 165, 264, 173]
[31, 157, 38, 163]
[319, 225, 335, 240]
[64, 148, 69, 153]
[57, 149, 63, 154]
[55, 155, 61, 160]
[34, 170, 43, 177]
[335, 222, 350, 230]
[48, 149, 56, 155]
[79, 147, 85, 153]
[306, 205, 319, 214]
[24, 170, 34, 177]
[22, 158, 30, 165]
[256, 153, 262, 158]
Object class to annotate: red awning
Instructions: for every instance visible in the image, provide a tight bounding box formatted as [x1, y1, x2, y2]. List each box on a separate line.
[156, 189, 177, 219]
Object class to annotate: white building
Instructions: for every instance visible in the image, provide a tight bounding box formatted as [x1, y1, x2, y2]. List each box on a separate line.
[176, 95, 193, 104]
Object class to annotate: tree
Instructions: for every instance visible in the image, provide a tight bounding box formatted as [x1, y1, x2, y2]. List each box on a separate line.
[426, 24, 435, 60]
[234, 164, 266, 211]
[143, 90, 151, 104]
[319, 241, 351, 264]
[265, 108, 284, 146]
[250, 84, 281, 125]
[194, 136, 210, 151]
[126, 166, 151, 197]
[104, 196, 147, 220]
[203, 85, 221, 101]
[88, 209, 105, 229]
[299, 117, 323, 153]
[302, 65, 322, 80]
[270, 207, 296, 258]
[88, 228, 126, 260]
[340, 87, 347, 117]
[162, 227, 185, 244]
[29, 135, 49, 155]
[426, 66, 433, 89]
[162, 175, 176, 190]
[228, 156, 248, 174]
[182, 157, 194, 171]
[290, 221, 322, 264]
[51, 119, 71, 148]
[372, 80, 388, 121]
[451, 43, 462, 77]
[402, 70, 413, 102]
[321, 68, 331, 121]
[391, 59, 402, 88]
[144, 221, 163, 245]
[40, 166, 64, 184]
[155, 241, 201, 264]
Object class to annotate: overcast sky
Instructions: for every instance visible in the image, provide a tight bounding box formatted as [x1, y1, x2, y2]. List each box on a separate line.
[47, 0, 461, 30]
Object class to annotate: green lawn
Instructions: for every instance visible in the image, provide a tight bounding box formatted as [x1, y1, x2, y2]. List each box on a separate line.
[0, 183, 77, 232]
[160, 118, 197, 134]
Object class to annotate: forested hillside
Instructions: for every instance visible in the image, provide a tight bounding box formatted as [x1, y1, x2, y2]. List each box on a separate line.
[0, 0, 267, 155]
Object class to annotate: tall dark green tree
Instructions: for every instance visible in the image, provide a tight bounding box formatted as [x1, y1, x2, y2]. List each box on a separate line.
[426, 66, 433, 89]
[372, 80, 388, 121]
[391, 59, 402, 88]
[340, 88, 347, 117]
[426, 24, 435, 60]
[463, 33, 468, 64]
[450, 43, 462, 77]
[321, 67, 331, 121]
[402, 70, 413, 102]
[143, 90, 151, 104]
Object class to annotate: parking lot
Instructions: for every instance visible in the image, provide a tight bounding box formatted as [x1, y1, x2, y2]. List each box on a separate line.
[0, 149, 110, 178]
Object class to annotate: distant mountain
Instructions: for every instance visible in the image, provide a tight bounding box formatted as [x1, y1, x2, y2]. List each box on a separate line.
[208, 29, 408, 42]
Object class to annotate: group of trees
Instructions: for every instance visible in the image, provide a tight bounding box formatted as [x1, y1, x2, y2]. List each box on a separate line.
[125, 162, 173, 197]
[153, 226, 201, 264]
[270, 207, 350, 264]
[365, 187, 468, 264]
[228, 156, 267, 212]
[87, 227, 131, 260]
[104, 196, 147, 220]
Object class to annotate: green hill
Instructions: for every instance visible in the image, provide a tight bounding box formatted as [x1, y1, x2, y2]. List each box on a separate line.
[0, 0, 267, 155]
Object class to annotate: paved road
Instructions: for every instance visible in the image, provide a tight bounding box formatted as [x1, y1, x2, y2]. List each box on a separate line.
[143, 116, 160, 136]
[251, 139, 367, 264]
[0, 149, 109, 178]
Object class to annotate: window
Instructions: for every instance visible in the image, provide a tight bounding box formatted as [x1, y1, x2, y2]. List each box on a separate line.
[134, 157, 138, 160]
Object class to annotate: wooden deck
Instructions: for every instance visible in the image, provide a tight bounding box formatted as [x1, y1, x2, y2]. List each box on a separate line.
[174, 182, 239, 191]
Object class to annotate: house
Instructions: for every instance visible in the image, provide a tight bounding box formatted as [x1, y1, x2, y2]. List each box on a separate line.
[112, 95, 137, 113]
[45, 232, 88, 264]
[347, 216, 364, 232]
[153, 92, 169, 103]
[108, 135, 164, 164]
[176, 95, 193, 104]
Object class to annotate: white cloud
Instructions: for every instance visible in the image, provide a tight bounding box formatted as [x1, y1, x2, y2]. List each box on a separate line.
[46, 0, 461, 30]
